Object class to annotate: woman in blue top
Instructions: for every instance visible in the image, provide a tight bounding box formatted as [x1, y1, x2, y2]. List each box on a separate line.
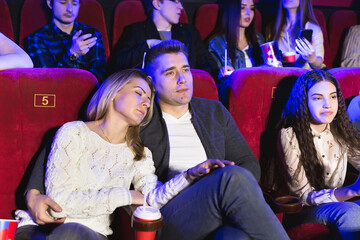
[208, 0, 264, 103]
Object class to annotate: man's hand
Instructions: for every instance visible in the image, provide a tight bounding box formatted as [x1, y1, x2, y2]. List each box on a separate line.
[69, 30, 97, 57]
[187, 159, 235, 180]
[26, 189, 65, 225]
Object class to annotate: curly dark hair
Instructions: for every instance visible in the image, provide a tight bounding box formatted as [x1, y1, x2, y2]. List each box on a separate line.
[268, 70, 360, 194]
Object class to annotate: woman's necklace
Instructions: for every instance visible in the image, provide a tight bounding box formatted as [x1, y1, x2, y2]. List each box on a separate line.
[99, 123, 112, 143]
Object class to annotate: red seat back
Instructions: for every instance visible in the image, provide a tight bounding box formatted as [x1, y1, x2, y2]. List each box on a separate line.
[19, 0, 110, 58]
[194, 3, 262, 40]
[112, 1, 147, 50]
[312, 0, 355, 7]
[329, 67, 360, 99]
[191, 69, 218, 101]
[327, 10, 358, 68]
[313, 9, 331, 68]
[228, 67, 308, 158]
[112, 0, 188, 50]
[0, 0, 14, 40]
[194, 4, 219, 40]
[0, 68, 97, 218]
[228, 67, 333, 239]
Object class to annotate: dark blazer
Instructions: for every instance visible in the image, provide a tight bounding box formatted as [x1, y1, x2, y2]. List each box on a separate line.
[140, 97, 260, 183]
[111, 19, 218, 79]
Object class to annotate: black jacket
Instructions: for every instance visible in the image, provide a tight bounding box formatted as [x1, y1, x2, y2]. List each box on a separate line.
[111, 19, 218, 79]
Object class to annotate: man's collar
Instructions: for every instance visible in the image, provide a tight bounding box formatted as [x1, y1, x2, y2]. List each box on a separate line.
[50, 20, 79, 35]
[154, 98, 193, 119]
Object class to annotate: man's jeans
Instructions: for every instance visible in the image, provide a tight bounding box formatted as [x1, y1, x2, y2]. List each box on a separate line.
[157, 165, 289, 240]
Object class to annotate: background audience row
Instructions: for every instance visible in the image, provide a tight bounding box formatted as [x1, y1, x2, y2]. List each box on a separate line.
[1, 0, 359, 70]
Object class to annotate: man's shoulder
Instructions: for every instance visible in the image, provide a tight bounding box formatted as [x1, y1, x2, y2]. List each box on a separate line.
[191, 97, 227, 114]
[173, 22, 198, 33]
[126, 19, 152, 30]
[27, 23, 52, 39]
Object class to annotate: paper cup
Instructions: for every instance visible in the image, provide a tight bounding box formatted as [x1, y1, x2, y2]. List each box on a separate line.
[283, 51, 296, 63]
[0, 219, 19, 240]
[224, 70, 234, 77]
[260, 41, 283, 67]
[133, 206, 162, 240]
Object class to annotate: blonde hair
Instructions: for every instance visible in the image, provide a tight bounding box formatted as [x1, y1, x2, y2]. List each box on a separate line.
[87, 69, 155, 160]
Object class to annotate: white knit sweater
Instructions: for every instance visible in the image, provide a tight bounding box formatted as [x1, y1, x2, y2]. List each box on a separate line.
[16, 121, 191, 236]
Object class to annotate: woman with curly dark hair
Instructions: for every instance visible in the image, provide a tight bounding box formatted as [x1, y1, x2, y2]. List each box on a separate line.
[269, 70, 360, 239]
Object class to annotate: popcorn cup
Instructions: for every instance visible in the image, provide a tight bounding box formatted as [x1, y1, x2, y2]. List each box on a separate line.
[132, 206, 162, 240]
[0, 219, 19, 240]
[260, 41, 283, 67]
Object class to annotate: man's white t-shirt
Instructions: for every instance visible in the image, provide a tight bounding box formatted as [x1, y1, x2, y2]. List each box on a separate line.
[162, 111, 207, 179]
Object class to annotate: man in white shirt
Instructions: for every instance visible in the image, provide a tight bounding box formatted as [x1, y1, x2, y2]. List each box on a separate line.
[140, 40, 288, 239]
[21, 40, 289, 240]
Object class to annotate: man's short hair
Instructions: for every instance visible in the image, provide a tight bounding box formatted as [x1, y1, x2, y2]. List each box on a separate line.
[48, 0, 81, 6]
[144, 40, 188, 75]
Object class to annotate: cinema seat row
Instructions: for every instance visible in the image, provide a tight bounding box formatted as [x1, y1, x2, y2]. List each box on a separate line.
[0, 67, 359, 239]
[0, 0, 359, 67]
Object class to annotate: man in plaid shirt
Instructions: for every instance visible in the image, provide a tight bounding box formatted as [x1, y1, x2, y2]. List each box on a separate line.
[25, 0, 106, 83]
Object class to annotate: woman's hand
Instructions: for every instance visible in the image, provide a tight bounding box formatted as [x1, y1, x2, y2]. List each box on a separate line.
[351, 174, 360, 195]
[295, 37, 323, 69]
[295, 38, 316, 63]
[187, 159, 235, 180]
[333, 174, 360, 202]
[130, 190, 146, 205]
[218, 66, 235, 79]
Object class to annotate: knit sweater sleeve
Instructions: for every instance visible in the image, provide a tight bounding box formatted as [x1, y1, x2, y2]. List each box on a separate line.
[45, 122, 131, 218]
[132, 148, 191, 209]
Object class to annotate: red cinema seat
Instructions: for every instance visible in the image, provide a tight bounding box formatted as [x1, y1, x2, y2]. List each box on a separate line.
[313, 9, 331, 68]
[112, 1, 147, 50]
[0, 68, 162, 240]
[228, 67, 308, 159]
[327, 10, 358, 68]
[112, 0, 188, 50]
[329, 67, 360, 99]
[227, 67, 332, 239]
[0, 0, 14, 41]
[194, 3, 262, 41]
[191, 69, 218, 101]
[19, 0, 110, 58]
[0, 68, 98, 219]
[312, 0, 354, 7]
[194, 4, 219, 40]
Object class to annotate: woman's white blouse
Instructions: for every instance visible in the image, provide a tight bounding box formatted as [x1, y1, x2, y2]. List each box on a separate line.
[280, 126, 360, 206]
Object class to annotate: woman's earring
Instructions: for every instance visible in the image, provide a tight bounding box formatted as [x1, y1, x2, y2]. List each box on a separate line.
[111, 98, 114, 102]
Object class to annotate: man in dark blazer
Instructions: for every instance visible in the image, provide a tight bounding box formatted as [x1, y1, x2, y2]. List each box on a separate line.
[111, 0, 218, 80]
